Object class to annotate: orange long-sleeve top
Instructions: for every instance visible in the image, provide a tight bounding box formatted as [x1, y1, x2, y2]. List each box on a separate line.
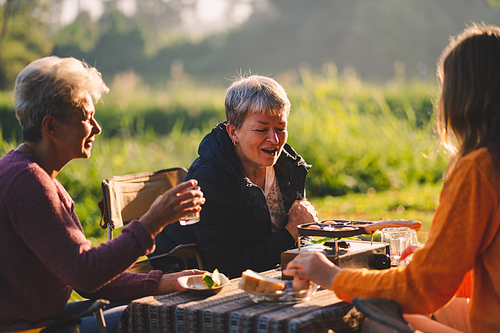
[332, 148, 500, 333]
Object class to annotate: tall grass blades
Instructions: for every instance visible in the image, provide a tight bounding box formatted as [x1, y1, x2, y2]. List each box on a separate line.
[0, 72, 446, 240]
[286, 68, 447, 197]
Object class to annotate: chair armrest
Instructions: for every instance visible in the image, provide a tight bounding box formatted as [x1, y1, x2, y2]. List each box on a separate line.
[40, 299, 110, 333]
[352, 298, 416, 333]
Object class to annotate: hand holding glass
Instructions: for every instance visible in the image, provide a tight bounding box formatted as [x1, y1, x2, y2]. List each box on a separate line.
[381, 227, 419, 265]
[179, 186, 202, 226]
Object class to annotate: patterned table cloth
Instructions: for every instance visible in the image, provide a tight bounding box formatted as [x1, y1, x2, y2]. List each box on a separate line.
[119, 270, 363, 333]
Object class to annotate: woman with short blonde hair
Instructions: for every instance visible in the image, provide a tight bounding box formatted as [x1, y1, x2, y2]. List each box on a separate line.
[154, 74, 318, 278]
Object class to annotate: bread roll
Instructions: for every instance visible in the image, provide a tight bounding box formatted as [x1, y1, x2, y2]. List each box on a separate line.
[239, 269, 286, 293]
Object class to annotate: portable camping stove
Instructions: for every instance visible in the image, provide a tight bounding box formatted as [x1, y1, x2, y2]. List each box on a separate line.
[280, 219, 421, 279]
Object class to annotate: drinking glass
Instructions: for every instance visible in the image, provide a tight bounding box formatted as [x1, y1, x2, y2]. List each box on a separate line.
[381, 227, 419, 265]
[179, 186, 202, 226]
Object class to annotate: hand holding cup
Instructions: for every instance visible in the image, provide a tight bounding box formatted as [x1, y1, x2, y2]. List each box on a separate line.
[179, 186, 203, 226]
[139, 180, 205, 236]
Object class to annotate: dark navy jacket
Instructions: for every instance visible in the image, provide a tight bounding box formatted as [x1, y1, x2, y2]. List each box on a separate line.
[153, 122, 310, 278]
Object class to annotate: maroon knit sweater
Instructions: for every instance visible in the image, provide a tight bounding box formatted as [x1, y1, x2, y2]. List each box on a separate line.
[0, 150, 163, 332]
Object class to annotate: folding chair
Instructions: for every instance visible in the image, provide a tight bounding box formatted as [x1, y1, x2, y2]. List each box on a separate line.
[19, 299, 109, 333]
[99, 168, 204, 273]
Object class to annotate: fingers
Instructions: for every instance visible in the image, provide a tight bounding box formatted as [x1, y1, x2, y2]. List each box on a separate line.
[300, 200, 319, 220]
[175, 181, 202, 199]
[290, 200, 316, 217]
[189, 269, 206, 275]
[164, 270, 205, 293]
[283, 252, 340, 289]
[167, 180, 205, 209]
[160, 180, 201, 202]
[140, 179, 205, 236]
[289, 200, 319, 224]
[176, 185, 205, 218]
[286, 252, 334, 271]
[283, 252, 320, 276]
[175, 179, 199, 192]
[173, 269, 205, 277]
[152, 180, 200, 208]
[173, 182, 205, 208]
[285, 200, 318, 240]
[400, 245, 421, 260]
[306, 203, 319, 221]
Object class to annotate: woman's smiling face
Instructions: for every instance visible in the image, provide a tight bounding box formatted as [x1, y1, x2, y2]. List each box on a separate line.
[56, 94, 101, 161]
[228, 112, 288, 172]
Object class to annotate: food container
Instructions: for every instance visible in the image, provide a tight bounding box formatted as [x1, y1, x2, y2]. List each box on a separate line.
[245, 281, 320, 304]
[177, 273, 230, 296]
[298, 219, 421, 239]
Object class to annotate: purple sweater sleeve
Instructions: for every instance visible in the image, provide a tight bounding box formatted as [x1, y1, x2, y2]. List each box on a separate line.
[6, 166, 161, 295]
[77, 270, 163, 300]
[0, 151, 166, 332]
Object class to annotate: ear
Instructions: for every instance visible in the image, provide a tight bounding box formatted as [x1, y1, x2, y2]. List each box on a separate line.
[41, 115, 58, 138]
[226, 123, 238, 141]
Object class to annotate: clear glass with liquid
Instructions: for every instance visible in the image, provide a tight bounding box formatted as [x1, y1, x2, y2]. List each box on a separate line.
[381, 227, 419, 265]
[179, 186, 202, 226]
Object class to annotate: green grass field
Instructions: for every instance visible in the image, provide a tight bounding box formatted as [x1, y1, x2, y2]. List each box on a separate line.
[310, 182, 442, 243]
[1, 71, 447, 304]
[1, 72, 447, 241]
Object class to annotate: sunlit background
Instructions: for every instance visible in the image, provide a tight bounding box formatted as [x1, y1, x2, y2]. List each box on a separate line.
[60, 0, 252, 31]
[1, 0, 500, 241]
[2, 0, 500, 89]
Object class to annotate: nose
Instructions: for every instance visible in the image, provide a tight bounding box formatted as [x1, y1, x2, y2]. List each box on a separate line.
[267, 130, 279, 144]
[91, 115, 102, 135]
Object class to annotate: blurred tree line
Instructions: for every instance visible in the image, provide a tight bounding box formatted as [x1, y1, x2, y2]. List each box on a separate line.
[1, 0, 500, 90]
[0, 0, 54, 89]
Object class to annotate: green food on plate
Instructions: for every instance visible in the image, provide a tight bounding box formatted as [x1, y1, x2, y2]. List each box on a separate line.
[202, 269, 221, 288]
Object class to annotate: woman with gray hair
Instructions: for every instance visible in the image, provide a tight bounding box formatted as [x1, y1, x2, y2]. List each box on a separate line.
[0, 56, 205, 333]
[153, 75, 318, 278]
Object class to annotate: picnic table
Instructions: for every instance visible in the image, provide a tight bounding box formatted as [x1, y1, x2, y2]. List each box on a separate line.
[118, 269, 363, 333]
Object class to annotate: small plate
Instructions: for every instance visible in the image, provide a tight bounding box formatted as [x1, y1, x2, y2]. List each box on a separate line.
[245, 281, 320, 304]
[177, 273, 230, 296]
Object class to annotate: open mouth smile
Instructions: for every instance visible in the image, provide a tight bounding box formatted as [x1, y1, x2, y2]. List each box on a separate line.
[262, 148, 278, 155]
[85, 138, 94, 148]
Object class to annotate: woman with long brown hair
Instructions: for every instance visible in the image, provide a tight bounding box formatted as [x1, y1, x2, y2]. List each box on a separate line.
[284, 24, 500, 333]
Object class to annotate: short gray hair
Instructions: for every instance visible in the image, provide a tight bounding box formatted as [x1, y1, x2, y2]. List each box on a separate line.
[14, 56, 109, 142]
[224, 75, 290, 129]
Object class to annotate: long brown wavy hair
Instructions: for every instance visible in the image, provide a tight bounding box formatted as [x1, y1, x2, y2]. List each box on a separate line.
[437, 23, 500, 177]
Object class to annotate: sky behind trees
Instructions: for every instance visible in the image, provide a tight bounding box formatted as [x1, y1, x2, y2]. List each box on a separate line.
[1, 0, 500, 89]
[60, 0, 254, 33]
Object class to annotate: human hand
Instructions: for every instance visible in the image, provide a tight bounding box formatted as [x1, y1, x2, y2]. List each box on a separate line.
[140, 180, 205, 237]
[400, 245, 421, 261]
[292, 275, 311, 291]
[157, 269, 205, 294]
[285, 199, 318, 240]
[283, 252, 340, 290]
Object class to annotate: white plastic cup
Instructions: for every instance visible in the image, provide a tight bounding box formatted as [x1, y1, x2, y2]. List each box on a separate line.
[381, 227, 419, 265]
[179, 186, 202, 226]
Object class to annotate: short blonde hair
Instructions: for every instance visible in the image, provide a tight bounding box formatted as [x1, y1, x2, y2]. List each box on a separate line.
[224, 75, 290, 129]
[14, 56, 109, 142]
